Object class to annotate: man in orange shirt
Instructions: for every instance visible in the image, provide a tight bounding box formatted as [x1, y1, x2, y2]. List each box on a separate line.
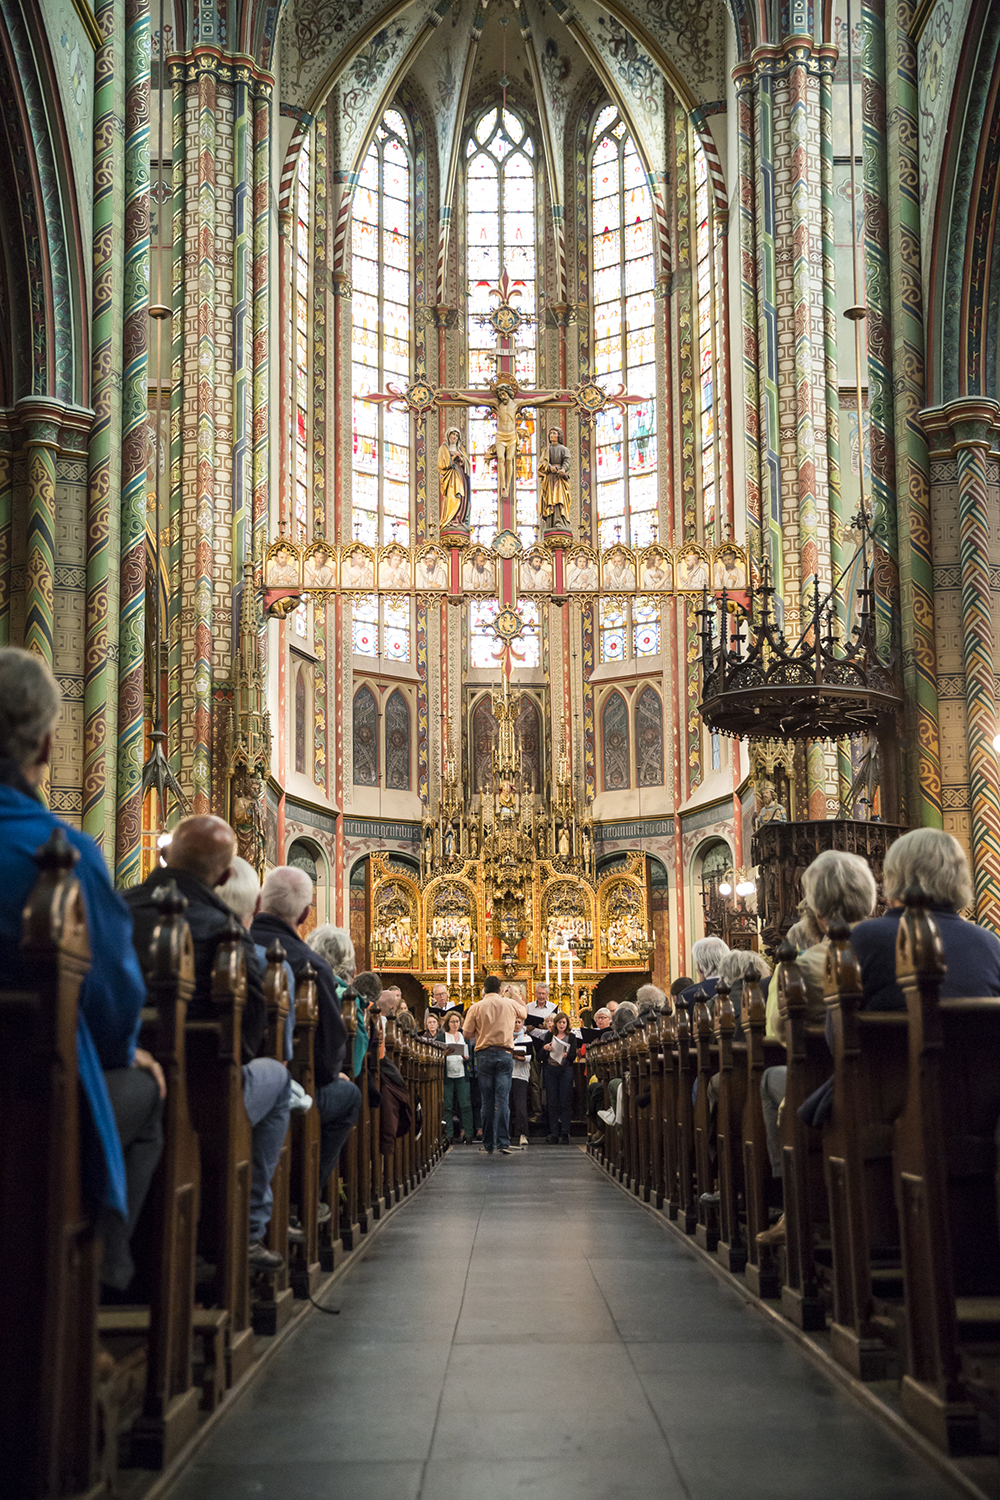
[463, 976, 527, 1156]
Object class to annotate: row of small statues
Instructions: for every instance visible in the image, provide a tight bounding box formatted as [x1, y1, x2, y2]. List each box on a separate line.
[264, 537, 749, 595]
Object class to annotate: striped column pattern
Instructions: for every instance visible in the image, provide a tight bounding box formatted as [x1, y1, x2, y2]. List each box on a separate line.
[21, 406, 60, 666]
[193, 57, 218, 812]
[955, 422, 1000, 925]
[673, 107, 702, 795]
[116, 0, 151, 885]
[862, 0, 899, 664]
[313, 107, 328, 794]
[888, 0, 942, 827]
[232, 76, 251, 575]
[786, 53, 820, 614]
[754, 58, 784, 596]
[84, 0, 123, 852]
[735, 72, 762, 567]
[167, 61, 186, 788]
[251, 84, 270, 566]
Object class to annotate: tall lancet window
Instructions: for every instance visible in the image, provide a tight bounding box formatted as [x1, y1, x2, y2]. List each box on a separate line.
[350, 108, 412, 659]
[591, 106, 659, 664]
[465, 106, 537, 547]
[694, 139, 718, 537]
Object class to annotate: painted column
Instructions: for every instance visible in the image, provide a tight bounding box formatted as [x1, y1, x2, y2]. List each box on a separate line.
[192, 55, 218, 813]
[18, 400, 61, 667]
[924, 402, 1000, 926]
[735, 72, 762, 571]
[313, 107, 328, 795]
[888, 0, 942, 828]
[116, 0, 151, 884]
[167, 59, 186, 790]
[84, 0, 124, 853]
[251, 84, 270, 569]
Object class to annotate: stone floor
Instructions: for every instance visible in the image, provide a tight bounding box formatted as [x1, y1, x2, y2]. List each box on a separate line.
[165, 1145, 963, 1500]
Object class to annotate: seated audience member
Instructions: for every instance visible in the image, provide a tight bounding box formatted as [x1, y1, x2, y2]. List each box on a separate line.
[762, 849, 878, 1245]
[850, 827, 1000, 1007]
[130, 821, 287, 1270]
[606, 1000, 619, 1016]
[213, 856, 296, 1257]
[395, 1010, 417, 1036]
[679, 938, 730, 1020]
[635, 982, 666, 1021]
[610, 1000, 638, 1034]
[670, 977, 694, 1007]
[252, 869, 362, 1200]
[716, 949, 772, 1034]
[0, 648, 164, 1291]
[310, 926, 371, 1094]
[542, 1011, 578, 1143]
[442, 1009, 473, 1143]
[128, 815, 267, 1060]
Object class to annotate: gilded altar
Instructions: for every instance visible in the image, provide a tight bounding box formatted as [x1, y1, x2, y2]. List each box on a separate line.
[368, 681, 654, 1018]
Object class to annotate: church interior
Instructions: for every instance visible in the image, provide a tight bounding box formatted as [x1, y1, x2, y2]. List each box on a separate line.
[2, 0, 1000, 1495]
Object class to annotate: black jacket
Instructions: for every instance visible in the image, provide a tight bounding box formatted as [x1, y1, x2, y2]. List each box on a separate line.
[125, 868, 266, 1063]
[250, 912, 347, 1087]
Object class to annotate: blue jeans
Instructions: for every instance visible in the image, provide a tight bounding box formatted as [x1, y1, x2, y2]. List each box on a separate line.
[316, 1075, 363, 1185]
[243, 1058, 292, 1243]
[477, 1048, 513, 1151]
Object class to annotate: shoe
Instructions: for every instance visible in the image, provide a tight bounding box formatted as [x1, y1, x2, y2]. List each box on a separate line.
[286, 1223, 306, 1244]
[597, 1108, 616, 1126]
[560, 1134, 570, 1144]
[519, 1135, 529, 1147]
[499, 1146, 514, 1154]
[590, 1133, 604, 1148]
[548, 1134, 559, 1144]
[505, 1142, 525, 1150]
[756, 1214, 786, 1247]
[248, 1241, 284, 1273]
[478, 1146, 493, 1154]
[317, 1201, 331, 1225]
[700, 1191, 720, 1206]
[289, 1079, 313, 1112]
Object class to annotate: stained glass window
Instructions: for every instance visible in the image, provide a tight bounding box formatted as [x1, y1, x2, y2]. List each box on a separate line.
[294, 136, 311, 546]
[385, 689, 410, 790]
[466, 106, 538, 547]
[353, 685, 378, 786]
[294, 666, 307, 775]
[592, 106, 660, 661]
[695, 139, 718, 538]
[636, 685, 664, 786]
[351, 109, 412, 660]
[602, 690, 630, 791]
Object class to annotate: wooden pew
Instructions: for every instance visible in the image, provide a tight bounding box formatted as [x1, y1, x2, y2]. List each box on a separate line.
[822, 916, 909, 1380]
[648, 1016, 666, 1209]
[774, 944, 830, 1332]
[251, 943, 293, 1337]
[185, 916, 254, 1386]
[110, 880, 202, 1469]
[336, 983, 360, 1255]
[740, 970, 785, 1298]
[289, 961, 322, 1297]
[714, 980, 748, 1274]
[693, 994, 719, 1250]
[660, 1006, 682, 1221]
[0, 827, 98, 1499]
[892, 889, 1000, 1454]
[674, 1000, 698, 1234]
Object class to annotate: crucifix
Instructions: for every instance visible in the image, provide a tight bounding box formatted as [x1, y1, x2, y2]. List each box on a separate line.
[364, 268, 642, 675]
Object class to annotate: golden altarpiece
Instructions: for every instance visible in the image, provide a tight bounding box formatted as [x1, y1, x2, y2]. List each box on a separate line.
[368, 678, 655, 1017]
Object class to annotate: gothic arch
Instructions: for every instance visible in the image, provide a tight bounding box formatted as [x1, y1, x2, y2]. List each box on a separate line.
[635, 684, 664, 787]
[385, 688, 411, 791]
[601, 689, 630, 791]
[353, 683, 378, 787]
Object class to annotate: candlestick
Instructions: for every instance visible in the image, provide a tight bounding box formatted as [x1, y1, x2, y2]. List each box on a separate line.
[447, 952, 452, 986]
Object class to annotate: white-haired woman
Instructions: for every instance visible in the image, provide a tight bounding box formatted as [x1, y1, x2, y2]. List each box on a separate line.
[850, 828, 1000, 1009]
[678, 935, 730, 1021]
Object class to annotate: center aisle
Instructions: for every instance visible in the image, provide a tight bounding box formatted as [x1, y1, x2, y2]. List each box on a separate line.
[167, 1147, 957, 1500]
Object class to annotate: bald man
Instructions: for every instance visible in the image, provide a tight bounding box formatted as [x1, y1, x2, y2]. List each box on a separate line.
[126, 817, 286, 1271]
[125, 815, 266, 1061]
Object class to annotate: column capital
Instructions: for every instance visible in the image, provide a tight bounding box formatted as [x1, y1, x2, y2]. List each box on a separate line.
[919, 398, 1000, 456]
[11, 397, 93, 454]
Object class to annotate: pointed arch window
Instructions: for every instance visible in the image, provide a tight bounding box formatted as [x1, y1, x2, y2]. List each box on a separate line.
[351, 110, 413, 661]
[465, 106, 538, 546]
[602, 690, 630, 792]
[636, 684, 664, 787]
[294, 664, 308, 775]
[384, 689, 411, 791]
[353, 684, 378, 787]
[591, 105, 659, 662]
[694, 138, 719, 538]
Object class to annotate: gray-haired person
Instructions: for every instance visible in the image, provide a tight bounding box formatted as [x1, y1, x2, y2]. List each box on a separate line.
[758, 848, 877, 1247]
[253, 871, 361, 1194]
[678, 936, 730, 1021]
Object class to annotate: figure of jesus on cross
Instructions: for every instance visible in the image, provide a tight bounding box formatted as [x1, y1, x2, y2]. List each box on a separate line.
[364, 268, 641, 670]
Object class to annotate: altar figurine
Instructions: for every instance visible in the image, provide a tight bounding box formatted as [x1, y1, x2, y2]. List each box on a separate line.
[539, 427, 572, 532]
[754, 780, 787, 828]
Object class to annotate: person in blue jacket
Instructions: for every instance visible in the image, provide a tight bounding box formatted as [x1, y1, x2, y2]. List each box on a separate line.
[0, 648, 164, 1289]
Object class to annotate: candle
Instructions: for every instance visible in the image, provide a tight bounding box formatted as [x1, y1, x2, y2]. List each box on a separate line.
[447, 952, 452, 986]
[459, 951, 464, 988]
[569, 952, 574, 986]
[545, 949, 550, 984]
[557, 949, 562, 987]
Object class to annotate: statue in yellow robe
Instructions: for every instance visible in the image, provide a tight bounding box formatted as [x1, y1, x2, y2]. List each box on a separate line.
[438, 428, 471, 531]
